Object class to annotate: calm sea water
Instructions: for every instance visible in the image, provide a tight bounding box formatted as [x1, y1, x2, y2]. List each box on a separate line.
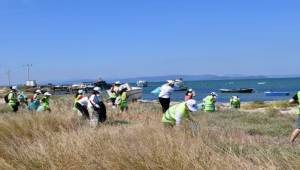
[134, 78, 300, 103]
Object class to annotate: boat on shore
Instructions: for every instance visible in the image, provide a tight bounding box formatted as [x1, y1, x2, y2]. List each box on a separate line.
[264, 91, 290, 96]
[106, 83, 143, 101]
[219, 88, 254, 93]
[136, 80, 148, 87]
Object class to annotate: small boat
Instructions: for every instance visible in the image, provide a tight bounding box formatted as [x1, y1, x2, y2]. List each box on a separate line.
[136, 80, 148, 87]
[264, 91, 289, 96]
[257, 82, 266, 85]
[174, 78, 188, 91]
[220, 88, 254, 93]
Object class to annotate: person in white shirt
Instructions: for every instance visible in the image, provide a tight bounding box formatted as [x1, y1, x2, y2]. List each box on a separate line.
[158, 80, 175, 113]
[89, 87, 107, 124]
[75, 96, 90, 119]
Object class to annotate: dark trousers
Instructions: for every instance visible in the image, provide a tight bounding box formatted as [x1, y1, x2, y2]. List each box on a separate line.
[111, 98, 116, 106]
[11, 104, 19, 112]
[94, 102, 107, 123]
[75, 103, 90, 119]
[159, 97, 170, 113]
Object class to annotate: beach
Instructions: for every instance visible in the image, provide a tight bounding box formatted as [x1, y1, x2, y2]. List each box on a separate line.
[0, 95, 300, 169]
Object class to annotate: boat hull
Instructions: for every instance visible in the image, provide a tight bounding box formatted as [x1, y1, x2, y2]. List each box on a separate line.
[264, 91, 289, 96]
[220, 88, 254, 93]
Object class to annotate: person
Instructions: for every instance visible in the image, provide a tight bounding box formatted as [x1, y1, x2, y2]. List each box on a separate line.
[159, 80, 175, 113]
[28, 89, 42, 110]
[289, 91, 300, 143]
[230, 96, 241, 109]
[73, 89, 84, 111]
[119, 86, 128, 112]
[7, 86, 19, 112]
[88, 87, 107, 125]
[162, 99, 198, 127]
[203, 92, 217, 112]
[110, 82, 121, 108]
[18, 91, 28, 107]
[75, 95, 90, 119]
[37, 92, 52, 112]
[185, 89, 195, 101]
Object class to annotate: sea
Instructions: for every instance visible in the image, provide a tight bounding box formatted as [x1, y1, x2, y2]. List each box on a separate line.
[135, 78, 300, 103]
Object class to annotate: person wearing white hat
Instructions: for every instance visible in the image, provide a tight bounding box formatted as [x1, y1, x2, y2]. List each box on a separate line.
[28, 89, 42, 110]
[162, 99, 198, 126]
[73, 89, 85, 112]
[202, 92, 217, 112]
[110, 82, 122, 108]
[158, 80, 175, 113]
[119, 86, 128, 112]
[230, 96, 241, 109]
[7, 86, 19, 112]
[37, 92, 52, 112]
[88, 87, 107, 125]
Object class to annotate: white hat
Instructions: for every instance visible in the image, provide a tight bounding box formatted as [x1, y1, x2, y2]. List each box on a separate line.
[115, 81, 121, 85]
[12, 86, 18, 90]
[36, 89, 42, 94]
[186, 99, 198, 112]
[78, 89, 84, 94]
[93, 87, 101, 93]
[167, 80, 175, 85]
[44, 92, 52, 96]
[211, 92, 218, 96]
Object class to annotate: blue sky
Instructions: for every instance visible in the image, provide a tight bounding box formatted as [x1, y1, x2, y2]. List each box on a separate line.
[0, 0, 300, 85]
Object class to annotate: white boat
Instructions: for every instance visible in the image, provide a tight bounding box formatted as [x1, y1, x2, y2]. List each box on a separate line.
[136, 80, 148, 87]
[174, 78, 188, 91]
[106, 83, 143, 101]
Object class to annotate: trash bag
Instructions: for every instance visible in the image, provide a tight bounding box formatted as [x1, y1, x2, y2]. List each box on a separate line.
[151, 87, 161, 96]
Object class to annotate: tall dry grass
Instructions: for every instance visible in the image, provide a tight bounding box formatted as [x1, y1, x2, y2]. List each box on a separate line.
[0, 96, 300, 170]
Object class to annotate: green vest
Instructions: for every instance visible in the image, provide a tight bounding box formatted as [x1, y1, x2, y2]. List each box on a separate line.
[119, 92, 128, 108]
[8, 92, 18, 106]
[203, 95, 216, 112]
[41, 97, 50, 110]
[297, 91, 300, 115]
[231, 98, 240, 108]
[162, 102, 189, 125]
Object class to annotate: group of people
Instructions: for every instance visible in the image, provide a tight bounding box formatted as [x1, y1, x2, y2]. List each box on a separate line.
[157, 80, 241, 126]
[109, 81, 129, 112]
[5, 86, 52, 112]
[73, 87, 107, 126]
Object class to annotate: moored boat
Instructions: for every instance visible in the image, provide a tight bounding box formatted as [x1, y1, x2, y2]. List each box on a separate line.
[106, 83, 142, 101]
[264, 91, 289, 96]
[136, 80, 148, 87]
[219, 88, 254, 93]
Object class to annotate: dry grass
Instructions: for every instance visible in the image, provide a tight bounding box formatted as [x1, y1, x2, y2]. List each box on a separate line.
[0, 96, 300, 170]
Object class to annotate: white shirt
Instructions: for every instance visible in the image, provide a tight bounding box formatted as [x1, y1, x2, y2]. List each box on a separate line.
[77, 97, 90, 106]
[159, 84, 173, 98]
[89, 94, 102, 105]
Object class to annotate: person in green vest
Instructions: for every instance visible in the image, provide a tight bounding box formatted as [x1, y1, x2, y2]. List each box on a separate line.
[37, 92, 52, 112]
[73, 89, 84, 112]
[202, 92, 217, 112]
[289, 91, 300, 143]
[119, 86, 128, 113]
[7, 86, 20, 112]
[110, 82, 121, 109]
[162, 99, 198, 126]
[230, 96, 241, 109]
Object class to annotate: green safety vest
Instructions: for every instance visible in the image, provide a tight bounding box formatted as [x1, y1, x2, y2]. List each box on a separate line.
[203, 95, 216, 112]
[297, 91, 300, 115]
[42, 97, 50, 110]
[231, 98, 240, 108]
[8, 92, 18, 106]
[119, 92, 128, 108]
[162, 102, 189, 125]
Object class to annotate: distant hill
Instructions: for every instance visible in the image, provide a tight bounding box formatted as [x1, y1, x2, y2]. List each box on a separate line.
[109, 75, 269, 83]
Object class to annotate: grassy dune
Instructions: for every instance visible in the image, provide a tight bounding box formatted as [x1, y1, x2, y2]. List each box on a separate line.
[0, 96, 300, 170]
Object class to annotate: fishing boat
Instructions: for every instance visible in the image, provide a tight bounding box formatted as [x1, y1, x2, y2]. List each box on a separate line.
[257, 82, 266, 85]
[264, 91, 289, 96]
[106, 83, 143, 101]
[174, 78, 188, 91]
[219, 88, 254, 93]
[136, 80, 148, 87]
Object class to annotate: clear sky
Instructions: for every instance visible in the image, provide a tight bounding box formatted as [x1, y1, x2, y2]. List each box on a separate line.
[0, 0, 300, 85]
